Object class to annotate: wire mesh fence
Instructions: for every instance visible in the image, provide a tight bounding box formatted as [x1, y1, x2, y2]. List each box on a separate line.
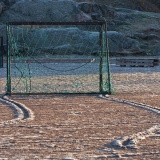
[6, 22, 113, 95]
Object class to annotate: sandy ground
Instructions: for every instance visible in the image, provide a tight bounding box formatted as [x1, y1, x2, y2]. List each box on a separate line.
[0, 57, 160, 159]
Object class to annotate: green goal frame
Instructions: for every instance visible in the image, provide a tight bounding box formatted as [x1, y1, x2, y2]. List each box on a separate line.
[6, 21, 112, 95]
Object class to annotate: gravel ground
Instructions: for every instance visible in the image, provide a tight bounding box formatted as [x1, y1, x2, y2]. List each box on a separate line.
[0, 95, 159, 159]
[0, 101, 14, 123]
[0, 57, 160, 159]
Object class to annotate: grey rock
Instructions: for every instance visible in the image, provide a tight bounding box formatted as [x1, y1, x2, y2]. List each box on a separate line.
[107, 31, 139, 52]
[11, 27, 99, 55]
[1, 0, 81, 22]
[75, 11, 92, 22]
[0, 2, 8, 13]
[144, 34, 160, 40]
[9, 0, 19, 5]
[53, 44, 74, 55]
[78, 2, 115, 20]
[0, 0, 19, 6]
[1, 0, 159, 56]
[0, 0, 10, 6]
[153, 46, 160, 55]
[8, 27, 139, 56]
[134, 33, 160, 40]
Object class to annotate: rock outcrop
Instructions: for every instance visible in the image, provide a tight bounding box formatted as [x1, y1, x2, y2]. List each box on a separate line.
[78, 2, 115, 21]
[0, 2, 8, 14]
[1, 0, 81, 22]
[9, 27, 139, 56]
[0, 0, 160, 56]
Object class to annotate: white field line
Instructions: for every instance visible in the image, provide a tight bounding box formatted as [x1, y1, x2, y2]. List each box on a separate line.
[0, 95, 34, 126]
[99, 94, 160, 149]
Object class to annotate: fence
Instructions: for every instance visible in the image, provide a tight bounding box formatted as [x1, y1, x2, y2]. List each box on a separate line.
[6, 21, 113, 95]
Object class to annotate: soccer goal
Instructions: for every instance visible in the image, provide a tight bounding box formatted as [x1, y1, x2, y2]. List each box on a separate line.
[6, 21, 113, 95]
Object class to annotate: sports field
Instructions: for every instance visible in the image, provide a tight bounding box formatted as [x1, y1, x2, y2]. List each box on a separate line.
[0, 57, 160, 159]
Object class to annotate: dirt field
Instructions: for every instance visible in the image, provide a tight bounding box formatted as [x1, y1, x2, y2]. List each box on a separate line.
[0, 58, 160, 159]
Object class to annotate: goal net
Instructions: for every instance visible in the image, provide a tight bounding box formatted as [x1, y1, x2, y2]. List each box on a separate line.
[6, 22, 113, 95]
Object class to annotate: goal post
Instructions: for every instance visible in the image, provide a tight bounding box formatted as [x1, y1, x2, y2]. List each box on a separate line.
[0, 37, 4, 68]
[6, 21, 113, 95]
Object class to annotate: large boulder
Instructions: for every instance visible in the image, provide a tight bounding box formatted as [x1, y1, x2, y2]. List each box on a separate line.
[0, 0, 85, 22]
[1, 0, 159, 56]
[154, 46, 160, 55]
[8, 0, 19, 5]
[107, 31, 139, 52]
[0, 0, 10, 6]
[8, 27, 139, 56]
[0, 2, 8, 13]
[11, 27, 99, 55]
[78, 2, 115, 21]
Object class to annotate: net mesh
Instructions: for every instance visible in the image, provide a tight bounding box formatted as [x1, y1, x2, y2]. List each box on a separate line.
[7, 22, 113, 94]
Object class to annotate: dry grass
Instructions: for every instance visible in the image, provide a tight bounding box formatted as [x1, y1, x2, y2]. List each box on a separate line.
[10, 74, 100, 94]
[112, 72, 160, 94]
